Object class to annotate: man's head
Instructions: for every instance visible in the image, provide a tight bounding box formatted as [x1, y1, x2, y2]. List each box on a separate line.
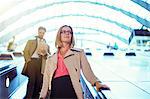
[38, 26, 46, 39]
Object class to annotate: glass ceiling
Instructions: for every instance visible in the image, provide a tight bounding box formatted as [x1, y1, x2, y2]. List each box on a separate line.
[0, 0, 150, 50]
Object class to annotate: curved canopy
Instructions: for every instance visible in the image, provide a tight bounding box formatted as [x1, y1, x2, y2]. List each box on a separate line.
[0, 0, 149, 50]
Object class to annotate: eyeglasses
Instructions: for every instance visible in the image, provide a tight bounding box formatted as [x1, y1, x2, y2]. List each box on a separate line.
[60, 30, 72, 34]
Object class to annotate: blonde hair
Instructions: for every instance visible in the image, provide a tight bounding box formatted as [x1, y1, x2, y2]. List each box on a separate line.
[55, 25, 75, 48]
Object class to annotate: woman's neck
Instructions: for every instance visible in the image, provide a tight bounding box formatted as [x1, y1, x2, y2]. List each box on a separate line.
[62, 42, 70, 48]
[59, 43, 70, 57]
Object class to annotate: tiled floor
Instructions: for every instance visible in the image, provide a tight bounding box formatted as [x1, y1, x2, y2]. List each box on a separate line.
[87, 51, 150, 99]
[11, 51, 150, 99]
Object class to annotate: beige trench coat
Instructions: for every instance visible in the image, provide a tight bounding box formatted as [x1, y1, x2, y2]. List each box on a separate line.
[40, 48, 100, 99]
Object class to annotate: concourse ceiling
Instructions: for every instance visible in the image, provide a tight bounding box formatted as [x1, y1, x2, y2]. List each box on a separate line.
[0, 0, 150, 50]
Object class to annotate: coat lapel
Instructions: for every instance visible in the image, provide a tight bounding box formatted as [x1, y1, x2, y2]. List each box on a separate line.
[52, 49, 78, 73]
[30, 39, 37, 55]
[64, 49, 74, 59]
[64, 49, 76, 73]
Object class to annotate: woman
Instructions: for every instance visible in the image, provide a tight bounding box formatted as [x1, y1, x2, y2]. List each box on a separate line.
[40, 25, 110, 99]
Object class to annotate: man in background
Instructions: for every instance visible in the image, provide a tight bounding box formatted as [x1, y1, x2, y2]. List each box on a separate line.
[22, 26, 50, 99]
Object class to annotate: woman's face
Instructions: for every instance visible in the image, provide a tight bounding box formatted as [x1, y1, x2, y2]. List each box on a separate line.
[60, 26, 72, 44]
